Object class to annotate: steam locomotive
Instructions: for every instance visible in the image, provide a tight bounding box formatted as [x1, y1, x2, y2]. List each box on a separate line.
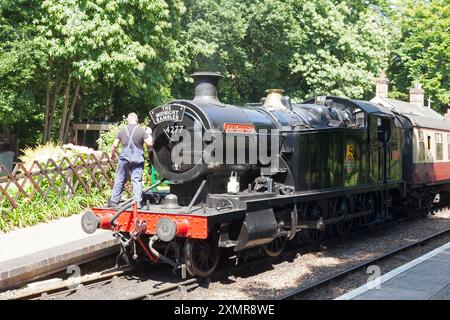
[82, 71, 450, 277]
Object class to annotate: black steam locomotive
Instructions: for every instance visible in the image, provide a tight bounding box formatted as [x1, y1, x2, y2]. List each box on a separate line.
[83, 71, 450, 277]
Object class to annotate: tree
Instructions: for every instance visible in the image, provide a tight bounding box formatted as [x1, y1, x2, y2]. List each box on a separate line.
[5, 0, 448, 149]
[35, 0, 185, 143]
[176, 0, 394, 103]
[172, 0, 249, 104]
[1, 0, 185, 146]
[0, 1, 45, 137]
[388, 0, 449, 112]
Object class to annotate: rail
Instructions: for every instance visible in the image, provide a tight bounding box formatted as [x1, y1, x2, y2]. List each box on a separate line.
[278, 226, 450, 300]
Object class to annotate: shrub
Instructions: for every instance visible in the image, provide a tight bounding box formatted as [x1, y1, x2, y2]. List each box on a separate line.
[0, 188, 109, 232]
[96, 118, 127, 153]
[0, 143, 113, 232]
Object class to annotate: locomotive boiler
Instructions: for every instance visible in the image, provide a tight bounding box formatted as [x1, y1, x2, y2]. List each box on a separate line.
[82, 71, 450, 278]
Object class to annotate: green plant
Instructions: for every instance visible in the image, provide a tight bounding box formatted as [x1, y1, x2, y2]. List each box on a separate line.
[97, 117, 152, 153]
[0, 141, 116, 232]
[96, 118, 127, 153]
[0, 188, 109, 232]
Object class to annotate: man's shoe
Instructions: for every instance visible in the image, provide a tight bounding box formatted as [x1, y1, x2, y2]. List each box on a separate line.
[136, 203, 143, 210]
[107, 199, 118, 208]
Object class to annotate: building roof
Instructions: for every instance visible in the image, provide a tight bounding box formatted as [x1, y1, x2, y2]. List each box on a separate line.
[371, 96, 450, 131]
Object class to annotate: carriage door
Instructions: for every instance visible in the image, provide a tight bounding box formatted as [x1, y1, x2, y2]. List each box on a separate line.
[378, 117, 392, 182]
[369, 116, 380, 182]
[369, 115, 391, 183]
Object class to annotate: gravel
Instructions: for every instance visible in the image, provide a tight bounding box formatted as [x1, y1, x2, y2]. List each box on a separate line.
[185, 209, 450, 300]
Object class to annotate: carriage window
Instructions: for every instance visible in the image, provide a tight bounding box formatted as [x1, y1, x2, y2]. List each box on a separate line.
[436, 133, 443, 160]
[447, 134, 450, 160]
[418, 131, 425, 161]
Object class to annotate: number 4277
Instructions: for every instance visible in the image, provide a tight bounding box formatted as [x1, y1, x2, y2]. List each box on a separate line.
[164, 125, 184, 135]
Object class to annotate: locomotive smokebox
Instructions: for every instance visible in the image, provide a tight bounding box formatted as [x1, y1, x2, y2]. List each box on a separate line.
[191, 71, 223, 104]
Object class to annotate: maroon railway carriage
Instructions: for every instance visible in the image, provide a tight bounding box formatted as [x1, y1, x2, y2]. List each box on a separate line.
[371, 95, 450, 207]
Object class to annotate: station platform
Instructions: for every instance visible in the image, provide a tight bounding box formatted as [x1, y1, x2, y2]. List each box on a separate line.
[336, 241, 450, 300]
[0, 214, 118, 290]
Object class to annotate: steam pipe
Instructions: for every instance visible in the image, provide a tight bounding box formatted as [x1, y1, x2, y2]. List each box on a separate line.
[137, 236, 158, 262]
[109, 202, 133, 226]
[148, 235, 178, 268]
[109, 179, 166, 226]
[187, 179, 207, 212]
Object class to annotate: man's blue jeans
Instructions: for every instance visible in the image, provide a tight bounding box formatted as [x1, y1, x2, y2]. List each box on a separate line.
[110, 159, 144, 204]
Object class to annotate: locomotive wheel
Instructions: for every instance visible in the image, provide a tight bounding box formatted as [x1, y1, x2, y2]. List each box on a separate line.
[184, 238, 220, 278]
[332, 197, 353, 236]
[361, 194, 376, 225]
[300, 228, 324, 247]
[263, 236, 287, 257]
[299, 202, 325, 246]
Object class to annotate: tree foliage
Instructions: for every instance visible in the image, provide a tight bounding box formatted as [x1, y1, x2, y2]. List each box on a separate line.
[0, 0, 448, 147]
[0, 0, 184, 145]
[388, 0, 450, 112]
[176, 0, 393, 103]
[0, 0, 45, 137]
[37, 0, 184, 142]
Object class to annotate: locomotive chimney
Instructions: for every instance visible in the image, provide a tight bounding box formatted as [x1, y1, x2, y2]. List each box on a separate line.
[409, 82, 425, 107]
[191, 71, 223, 104]
[263, 89, 287, 110]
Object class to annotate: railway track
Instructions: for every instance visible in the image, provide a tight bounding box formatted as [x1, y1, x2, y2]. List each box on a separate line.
[129, 278, 200, 300]
[8, 209, 449, 300]
[11, 254, 289, 300]
[7, 267, 131, 300]
[278, 225, 450, 300]
[7, 262, 201, 300]
[8, 244, 298, 300]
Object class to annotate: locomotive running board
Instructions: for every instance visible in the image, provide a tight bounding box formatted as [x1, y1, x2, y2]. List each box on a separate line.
[297, 209, 372, 230]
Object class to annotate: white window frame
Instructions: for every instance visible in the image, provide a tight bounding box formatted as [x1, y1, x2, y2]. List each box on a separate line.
[418, 130, 425, 162]
[436, 132, 443, 161]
